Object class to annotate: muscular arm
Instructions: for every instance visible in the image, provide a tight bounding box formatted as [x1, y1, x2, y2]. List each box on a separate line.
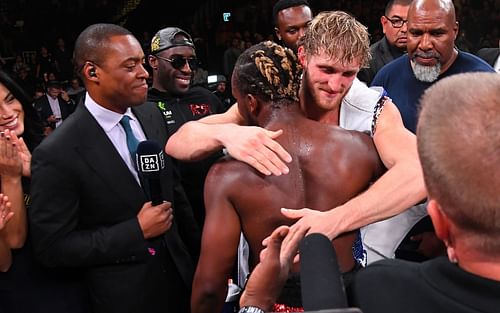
[191, 163, 242, 313]
[165, 104, 292, 176]
[284, 101, 426, 239]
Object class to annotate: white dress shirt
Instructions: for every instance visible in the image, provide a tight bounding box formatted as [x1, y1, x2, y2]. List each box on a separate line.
[84, 92, 147, 185]
[47, 95, 63, 128]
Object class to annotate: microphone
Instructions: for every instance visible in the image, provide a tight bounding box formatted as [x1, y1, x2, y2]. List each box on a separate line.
[136, 140, 165, 205]
[300, 233, 348, 311]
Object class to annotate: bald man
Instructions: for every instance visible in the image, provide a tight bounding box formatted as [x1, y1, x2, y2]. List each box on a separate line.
[372, 0, 494, 133]
[351, 72, 500, 313]
[368, 0, 494, 262]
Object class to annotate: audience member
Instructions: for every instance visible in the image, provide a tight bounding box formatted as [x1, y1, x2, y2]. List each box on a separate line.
[273, 0, 313, 52]
[29, 23, 198, 313]
[33, 79, 75, 131]
[223, 37, 242, 80]
[35, 45, 57, 81]
[0, 69, 89, 313]
[148, 27, 225, 231]
[167, 11, 424, 266]
[52, 37, 74, 82]
[350, 72, 500, 313]
[212, 78, 233, 110]
[65, 77, 86, 103]
[476, 40, 500, 72]
[372, 0, 495, 133]
[11, 55, 29, 75]
[0, 69, 32, 274]
[358, 0, 412, 85]
[191, 41, 383, 313]
[14, 66, 37, 98]
[369, 0, 495, 261]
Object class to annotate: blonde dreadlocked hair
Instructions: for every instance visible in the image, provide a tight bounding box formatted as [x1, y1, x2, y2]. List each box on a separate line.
[300, 11, 371, 68]
[233, 41, 302, 103]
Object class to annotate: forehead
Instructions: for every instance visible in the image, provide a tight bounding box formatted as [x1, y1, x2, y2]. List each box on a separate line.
[387, 4, 410, 17]
[101, 35, 144, 64]
[159, 45, 196, 58]
[408, 5, 453, 28]
[308, 50, 361, 71]
[277, 5, 312, 28]
[0, 83, 9, 97]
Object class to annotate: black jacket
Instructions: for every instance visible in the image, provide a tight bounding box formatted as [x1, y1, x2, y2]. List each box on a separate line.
[148, 86, 225, 231]
[358, 37, 405, 85]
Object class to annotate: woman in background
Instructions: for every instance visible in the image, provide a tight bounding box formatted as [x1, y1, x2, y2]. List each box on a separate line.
[0, 69, 90, 313]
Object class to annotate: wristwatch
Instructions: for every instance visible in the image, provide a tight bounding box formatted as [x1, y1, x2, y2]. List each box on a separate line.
[238, 306, 266, 313]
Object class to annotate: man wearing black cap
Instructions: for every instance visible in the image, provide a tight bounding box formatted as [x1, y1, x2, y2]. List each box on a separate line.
[34, 79, 75, 132]
[148, 27, 225, 233]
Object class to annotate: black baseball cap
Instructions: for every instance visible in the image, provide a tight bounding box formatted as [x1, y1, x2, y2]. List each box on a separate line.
[150, 27, 195, 55]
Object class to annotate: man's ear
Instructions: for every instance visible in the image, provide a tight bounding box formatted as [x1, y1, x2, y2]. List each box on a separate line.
[275, 27, 282, 41]
[380, 16, 388, 34]
[427, 199, 450, 242]
[453, 21, 459, 40]
[298, 46, 307, 67]
[83, 62, 98, 81]
[247, 94, 260, 116]
[148, 55, 158, 70]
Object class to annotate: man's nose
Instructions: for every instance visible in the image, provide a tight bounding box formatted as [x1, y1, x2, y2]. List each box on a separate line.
[327, 74, 344, 91]
[419, 33, 433, 51]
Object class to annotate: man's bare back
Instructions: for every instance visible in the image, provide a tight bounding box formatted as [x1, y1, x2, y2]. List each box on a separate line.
[209, 112, 381, 270]
[192, 41, 383, 313]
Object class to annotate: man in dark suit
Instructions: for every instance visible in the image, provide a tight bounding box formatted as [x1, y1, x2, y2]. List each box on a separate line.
[358, 0, 412, 85]
[476, 44, 500, 72]
[33, 79, 75, 130]
[30, 23, 198, 313]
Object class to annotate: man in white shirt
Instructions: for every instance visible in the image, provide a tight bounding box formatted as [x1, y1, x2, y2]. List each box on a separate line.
[34, 80, 75, 130]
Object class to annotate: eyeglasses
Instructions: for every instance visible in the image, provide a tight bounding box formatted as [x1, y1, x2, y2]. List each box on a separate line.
[384, 16, 408, 28]
[155, 55, 198, 70]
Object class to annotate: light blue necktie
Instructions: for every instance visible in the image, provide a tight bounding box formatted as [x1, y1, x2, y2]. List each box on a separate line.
[119, 115, 140, 162]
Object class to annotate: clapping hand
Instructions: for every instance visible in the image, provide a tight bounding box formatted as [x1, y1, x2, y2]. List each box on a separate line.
[0, 194, 14, 230]
[0, 130, 23, 178]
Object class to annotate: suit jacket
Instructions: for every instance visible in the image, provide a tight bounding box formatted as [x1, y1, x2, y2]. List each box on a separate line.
[476, 47, 500, 67]
[358, 37, 405, 85]
[30, 101, 199, 313]
[34, 94, 75, 127]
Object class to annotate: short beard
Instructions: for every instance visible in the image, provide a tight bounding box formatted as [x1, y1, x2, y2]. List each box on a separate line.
[412, 61, 441, 82]
[410, 52, 442, 83]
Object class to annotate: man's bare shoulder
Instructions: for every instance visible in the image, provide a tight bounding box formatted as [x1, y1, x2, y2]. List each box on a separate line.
[300, 122, 381, 176]
[205, 155, 265, 191]
[316, 122, 376, 153]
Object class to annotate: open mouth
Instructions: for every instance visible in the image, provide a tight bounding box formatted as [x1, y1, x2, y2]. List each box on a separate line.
[0, 117, 18, 129]
[176, 77, 191, 88]
[176, 77, 191, 84]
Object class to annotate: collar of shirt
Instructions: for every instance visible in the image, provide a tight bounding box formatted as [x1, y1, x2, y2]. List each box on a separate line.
[84, 92, 147, 185]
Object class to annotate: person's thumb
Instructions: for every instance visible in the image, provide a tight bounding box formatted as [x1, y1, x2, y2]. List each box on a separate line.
[266, 129, 284, 139]
[281, 207, 310, 220]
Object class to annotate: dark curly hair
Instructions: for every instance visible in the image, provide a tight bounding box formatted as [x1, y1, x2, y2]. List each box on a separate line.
[0, 69, 43, 151]
[232, 41, 302, 104]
